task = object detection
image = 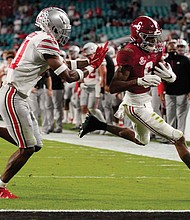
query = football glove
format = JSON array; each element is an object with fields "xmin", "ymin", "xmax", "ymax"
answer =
[
  {"xmin": 137, "ymin": 75, "xmax": 161, "ymax": 88},
  {"xmin": 154, "ymin": 62, "xmax": 176, "ymax": 83},
  {"xmin": 89, "ymin": 41, "xmax": 108, "ymax": 69}
]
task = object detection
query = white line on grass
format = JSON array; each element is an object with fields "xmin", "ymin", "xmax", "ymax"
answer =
[
  {"xmin": 0, "ymin": 210, "xmax": 190, "ymax": 212},
  {"xmin": 15, "ymin": 175, "xmax": 188, "ymax": 179}
]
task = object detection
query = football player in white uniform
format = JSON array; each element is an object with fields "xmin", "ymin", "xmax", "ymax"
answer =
[
  {"xmin": 80, "ymin": 42, "xmax": 106, "ymax": 123},
  {"xmin": 0, "ymin": 7, "xmax": 108, "ymax": 198}
]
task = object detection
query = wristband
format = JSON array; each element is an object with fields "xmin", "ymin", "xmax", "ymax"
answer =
[
  {"xmin": 54, "ymin": 63, "xmax": 68, "ymax": 75},
  {"xmin": 85, "ymin": 65, "xmax": 94, "ymax": 73},
  {"xmin": 76, "ymin": 69, "xmax": 84, "ymax": 80},
  {"xmin": 70, "ymin": 60, "xmax": 77, "ymax": 70}
]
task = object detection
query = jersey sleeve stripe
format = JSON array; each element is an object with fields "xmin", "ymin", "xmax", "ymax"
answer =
[
  {"xmin": 37, "ymin": 44, "xmax": 60, "ymax": 52},
  {"xmin": 41, "ymin": 39, "xmax": 58, "ymax": 46}
]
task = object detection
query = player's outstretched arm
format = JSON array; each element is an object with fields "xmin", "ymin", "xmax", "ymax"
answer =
[{"xmin": 45, "ymin": 42, "xmax": 108, "ymax": 83}]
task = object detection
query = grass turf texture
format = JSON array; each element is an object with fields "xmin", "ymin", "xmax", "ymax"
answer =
[{"xmin": 0, "ymin": 138, "xmax": 190, "ymax": 210}]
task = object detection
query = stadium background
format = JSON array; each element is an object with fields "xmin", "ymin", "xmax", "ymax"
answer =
[{"xmin": 0, "ymin": 0, "xmax": 187, "ymax": 53}]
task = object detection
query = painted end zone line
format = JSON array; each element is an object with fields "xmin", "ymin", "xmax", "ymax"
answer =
[{"xmin": 1, "ymin": 210, "xmax": 190, "ymax": 220}]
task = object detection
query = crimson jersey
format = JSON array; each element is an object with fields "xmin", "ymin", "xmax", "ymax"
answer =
[{"xmin": 116, "ymin": 43, "xmax": 162, "ymax": 94}]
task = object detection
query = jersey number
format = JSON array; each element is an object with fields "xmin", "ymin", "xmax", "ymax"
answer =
[
  {"xmin": 10, "ymin": 33, "xmax": 37, "ymax": 69},
  {"xmin": 144, "ymin": 61, "xmax": 153, "ymax": 76}
]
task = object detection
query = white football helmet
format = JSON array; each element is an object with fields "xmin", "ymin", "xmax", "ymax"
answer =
[
  {"xmin": 60, "ymin": 50, "xmax": 67, "ymax": 59},
  {"xmin": 68, "ymin": 45, "xmax": 80, "ymax": 59},
  {"xmin": 177, "ymin": 39, "xmax": 189, "ymax": 55},
  {"xmin": 83, "ymin": 42, "xmax": 97, "ymax": 56},
  {"xmin": 107, "ymin": 46, "xmax": 116, "ymax": 58},
  {"xmin": 166, "ymin": 39, "xmax": 177, "ymax": 53},
  {"xmin": 35, "ymin": 7, "xmax": 71, "ymax": 46}
]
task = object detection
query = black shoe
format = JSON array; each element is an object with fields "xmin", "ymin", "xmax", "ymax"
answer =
[
  {"xmin": 79, "ymin": 113, "xmax": 107, "ymax": 138},
  {"xmin": 53, "ymin": 129, "xmax": 62, "ymax": 133},
  {"xmin": 48, "ymin": 128, "xmax": 54, "ymax": 133},
  {"xmin": 70, "ymin": 126, "xmax": 80, "ymax": 131},
  {"xmin": 41, "ymin": 130, "xmax": 49, "ymax": 135}
]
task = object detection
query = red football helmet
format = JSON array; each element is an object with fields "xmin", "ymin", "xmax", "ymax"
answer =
[{"xmin": 130, "ymin": 16, "xmax": 162, "ymax": 53}]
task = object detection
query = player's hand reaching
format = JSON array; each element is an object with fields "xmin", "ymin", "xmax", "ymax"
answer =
[
  {"xmin": 89, "ymin": 41, "xmax": 108, "ymax": 69},
  {"xmin": 154, "ymin": 62, "xmax": 176, "ymax": 83},
  {"xmin": 137, "ymin": 75, "xmax": 161, "ymax": 88}
]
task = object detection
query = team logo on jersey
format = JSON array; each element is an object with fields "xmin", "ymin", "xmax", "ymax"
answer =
[{"xmin": 139, "ymin": 57, "xmax": 146, "ymax": 65}]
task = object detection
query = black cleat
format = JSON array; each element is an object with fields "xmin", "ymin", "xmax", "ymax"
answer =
[{"xmin": 79, "ymin": 113, "xmax": 107, "ymax": 138}]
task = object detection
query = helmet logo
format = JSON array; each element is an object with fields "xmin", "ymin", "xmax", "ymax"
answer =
[
  {"xmin": 36, "ymin": 9, "xmax": 50, "ymax": 28},
  {"xmin": 134, "ymin": 21, "xmax": 142, "ymax": 31}
]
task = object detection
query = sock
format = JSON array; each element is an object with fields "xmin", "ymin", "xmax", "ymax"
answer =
[
  {"xmin": 0, "ymin": 179, "xmax": 6, "ymax": 188},
  {"xmin": 81, "ymin": 113, "xmax": 87, "ymax": 123}
]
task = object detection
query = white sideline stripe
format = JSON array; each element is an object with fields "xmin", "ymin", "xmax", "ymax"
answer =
[
  {"xmin": 0, "ymin": 210, "xmax": 190, "ymax": 212},
  {"xmin": 15, "ymin": 175, "xmax": 188, "ymax": 179}
]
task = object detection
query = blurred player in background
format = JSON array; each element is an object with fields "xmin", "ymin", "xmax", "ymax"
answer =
[
  {"xmin": 63, "ymin": 45, "xmax": 81, "ymax": 127},
  {"xmin": 176, "ymin": 38, "xmax": 189, "ymax": 57},
  {"xmin": 0, "ymin": 51, "xmax": 15, "ymax": 87},
  {"xmin": 0, "ymin": 7, "xmax": 108, "ymax": 198},
  {"xmin": 28, "ymin": 72, "xmax": 52, "ymax": 134},
  {"xmin": 80, "ymin": 42, "xmax": 106, "ymax": 123}
]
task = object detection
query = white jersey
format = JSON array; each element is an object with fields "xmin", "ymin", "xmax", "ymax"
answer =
[
  {"xmin": 83, "ymin": 59, "xmax": 106, "ymax": 85},
  {"xmin": 4, "ymin": 31, "xmax": 62, "ymax": 96}
]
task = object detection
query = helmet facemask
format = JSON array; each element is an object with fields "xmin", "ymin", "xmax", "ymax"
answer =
[
  {"xmin": 53, "ymin": 24, "xmax": 71, "ymax": 46},
  {"xmin": 139, "ymin": 33, "xmax": 162, "ymax": 53}
]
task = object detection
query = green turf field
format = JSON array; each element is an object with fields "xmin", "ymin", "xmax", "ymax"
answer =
[{"xmin": 0, "ymin": 138, "xmax": 190, "ymax": 210}]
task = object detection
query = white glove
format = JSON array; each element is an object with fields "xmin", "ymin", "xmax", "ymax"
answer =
[
  {"xmin": 154, "ymin": 62, "xmax": 176, "ymax": 83},
  {"xmin": 137, "ymin": 75, "xmax": 161, "ymax": 88},
  {"xmin": 80, "ymin": 83, "xmax": 88, "ymax": 89}
]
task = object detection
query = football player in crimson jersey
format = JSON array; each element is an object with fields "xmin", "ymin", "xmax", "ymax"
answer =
[
  {"xmin": 79, "ymin": 15, "xmax": 190, "ymax": 171},
  {"xmin": 0, "ymin": 7, "xmax": 108, "ymax": 198}
]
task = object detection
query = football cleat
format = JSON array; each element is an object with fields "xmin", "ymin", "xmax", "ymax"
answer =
[
  {"xmin": 79, "ymin": 113, "xmax": 107, "ymax": 138},
  {"xmin": 0, "ymin": 187, "xmax": 18, "ymax": 199}
]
